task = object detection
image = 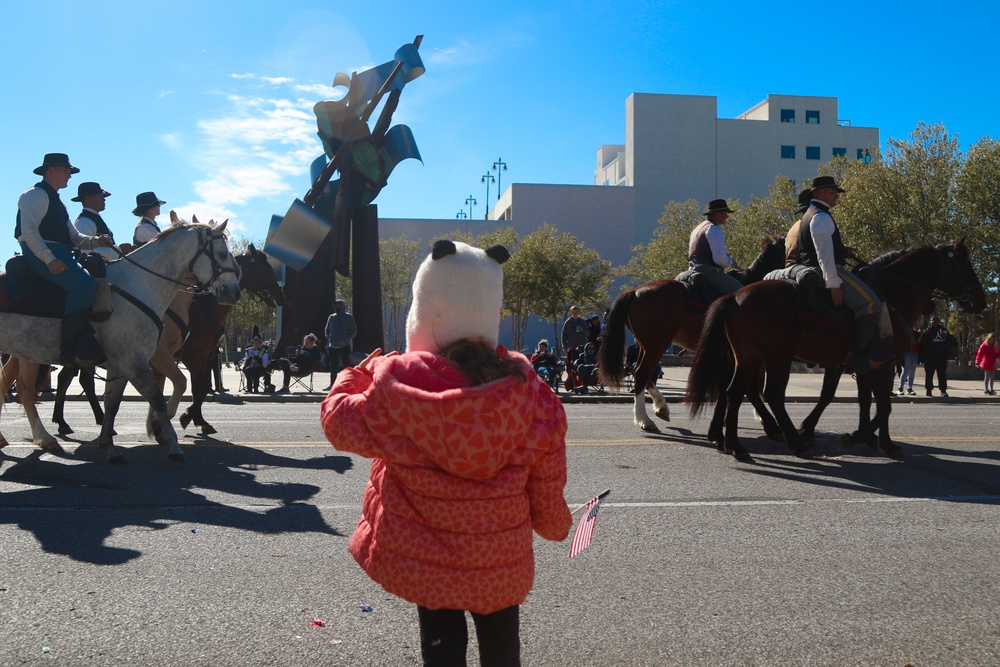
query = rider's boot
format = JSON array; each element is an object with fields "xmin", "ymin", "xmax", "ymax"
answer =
[
  {"xmin": 59, "ymin": 309, "xmax": 105, "ymax": 365},
  {"xmin": 851, "ymin": 313, "xmax": 894, "ymax": 375}
]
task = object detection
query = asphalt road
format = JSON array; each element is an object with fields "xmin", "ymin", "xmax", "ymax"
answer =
[{"xmin": 1, "ymin": 399, "xmax": 999, "ymax": 666}]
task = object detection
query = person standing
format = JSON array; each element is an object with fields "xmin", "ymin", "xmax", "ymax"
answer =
[
  {"xmin": 323, "ymin": 299, "xmax": 357, "ymax": 391},
  {"xmin": 796, "ymin": 176, "xmax": 892, "ymax": 375},
  {"xmin": 321, "ymin": 240, "xmax": 571, "ymax": 666},
  {"xmin": 920, "ymin": 316, "xmax": 955, "ymax": 397},
  {"xmin": 897, "ymin": 329, "xmax": 919, "ymax": 396},
  {"xmin": 687, "ymin": 198, "xmax": 743, "ymax": 295},
  {"xmin": 561, "ymin": 306, "xmax": 589, "ymax": 356},
  {"xmin": 131, "ymin": 191, "xmax": 166, "ymax": 247},
  {"xmin": 975, "ymin": 333, "xmax": 998, "ymax": 395},
  {"xmin": 15, "ymin": 153, "xmax": 113, "ymax": 364}
]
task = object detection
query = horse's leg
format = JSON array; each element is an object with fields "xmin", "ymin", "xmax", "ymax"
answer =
[
  {"xmin": 187, "ymin": 361, "xmax": 216, "ymax": 435},
  {"xmin": 648, "ymin": 384, "xmax": 670, "ymax": 423},
  {"xmin": 147, "ymin": 346, "xmax": 186, "ymax": 438},
  {"xmin": 722, "ymin": 363, "xmax": 752, "ymax": 462},
  {"xmin": 841, "ymin": 373, "xmax": 875, "ymax": 450},
  {"xmin": 759, "ymin": 361, "xmax": 810, "ymax": 458},
  {"xmin": 0, "ymin": 357, "xmax": 19, "ymax": 448},
  {"xmin": 130, "ymin": 364, "xmax": 184, "ymax": 463},
  {"xmin": 869, "ymin": 366, "xmax": 902, "ymax": 459},
  {"xmin": 800, "ymin": 366, "xmax": 843, "ymax": 443},
  {"xmin": 79, "ymin": 366, "xmax": 104, "ymax": 425},
  {"xmin": 52, "ymin": 365, "xmax": 78, "ymax": 435},
  {"xmin": 745, "ymin": 366, "xmax": 783, "ymax": 442},
  {"xmin": 17, "ymin": 361, "xmax": 61, "ymax": 451},
  {"xmin": 98, "ymin": 373, "xmax": 128, "ymax": 464},
  {"xmin": 632, "ymin": 351, "xmax": 662, "ymax": 432}
]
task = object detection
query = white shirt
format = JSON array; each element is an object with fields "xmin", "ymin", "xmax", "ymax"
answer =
[
  {"xmin": 133, "ymin": 217, "xmax": 161, "ymax": 245},
  {"xmin": 17, "ymin": 185, "xmax": 99, "ymax": 265},
  {"xmin": 808, "ymin": 201, "xmax": 842, "ymax": 288},
  {"xmin": 75, "ymin": 209, "xmax": 120, "ymax": 261}
]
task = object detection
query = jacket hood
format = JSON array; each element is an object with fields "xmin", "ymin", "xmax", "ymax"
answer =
[{"xmin": 363, "ymin": 350, "xmax": 562, "ymax": 480}]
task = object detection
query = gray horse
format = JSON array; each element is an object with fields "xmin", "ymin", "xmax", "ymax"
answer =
[{"xmin": 0, "ymin": 216, "xmax": 240, "ymax": 464}]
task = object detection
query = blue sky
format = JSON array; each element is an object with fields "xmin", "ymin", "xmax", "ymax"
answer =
[{"xmin": 2, "ymin": 0, "xmax": 994, "ymax": 261}]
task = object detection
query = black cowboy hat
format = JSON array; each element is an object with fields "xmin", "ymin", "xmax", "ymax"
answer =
[
  {"xmin": 132, "ymin": 191, "xmax": 166, "ymax": 216},
  {"xmin": 71, "ymin": 181, "xmax": 111, "ymax": 202},
  {"xmin": 33, "ymin": 153, "xmax": 80, "ymax": 176},
  {"xmin": 795, "ymin": 188, "xmax": 813, "ymax": 214},
  {"xmin": 811, "ymin": 175, "xmax": 845, "ymax": 193},
  {"xmin": 703, "ymin": 198, "xmax": 734, "ymax": 216}
]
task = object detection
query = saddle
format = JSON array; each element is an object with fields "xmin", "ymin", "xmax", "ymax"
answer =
[
  {"xmin": 675, "ymin": 269, "xmax": 725, "ymax": 313},
  {"xmin": 0, "ymin": 253, "xmax": 111, "ymax": 319}
]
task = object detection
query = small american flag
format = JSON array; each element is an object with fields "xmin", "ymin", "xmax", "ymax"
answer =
[{"xmin": 569, "ymin": 489, "xmax": 610, "ymax": 558}]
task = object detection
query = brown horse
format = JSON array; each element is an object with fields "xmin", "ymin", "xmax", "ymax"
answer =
[
  {"xmin": 599, "ymin": 235, "xmax": 786, "ymax": 435},
  {"xmin": 178, "ymin": 244, "xmax": 284, "ymax": 435},
  {"xmin": 686, "ymin": 238, "xmax": 986, "ymax": 462}
]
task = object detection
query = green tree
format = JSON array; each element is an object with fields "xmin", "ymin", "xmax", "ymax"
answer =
[
  {"xmin": 517, "ymin": 224, "xmax": 612, "ymax": 355},
  {"xmin": 727, "ymin": 175, "xmax": 800, "ymax": 259},
  {"xmin": 619, "ymin": 200, "xmax": 701, "ymax": 286},
  {"xmin": 379, "ymin": 235, "xmax": 423, "ymax": 352}
]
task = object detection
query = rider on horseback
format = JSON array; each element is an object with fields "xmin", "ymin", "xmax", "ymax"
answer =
[
  {"xmin": 15, "ymin": 153, "xmax": 114, "ymax": 365},
  {"xmin": 687, "ymin": 199, "xmax": 742, "ymax": 295},
  {"xmin": 795, "ymin": 176, "xmax": 893, "ymax": 375}
]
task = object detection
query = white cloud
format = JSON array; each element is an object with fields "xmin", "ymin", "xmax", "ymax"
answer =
[{"xmin": 159, "ymin": 90, "xmax": 176, "ymax": 99}]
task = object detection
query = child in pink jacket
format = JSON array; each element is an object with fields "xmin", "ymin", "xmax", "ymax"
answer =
[
  {"xmin": 975, "ymin": 333, "xmax": 998, "ymax": 395},
  {"xmin": 321, "ymin": 240, "xmax": 572, "ymax": 666}
]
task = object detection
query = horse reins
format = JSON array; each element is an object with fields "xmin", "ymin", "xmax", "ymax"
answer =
[{"xmin": 108, "ymin": 227, "xmax": 238, "ymax": 295}]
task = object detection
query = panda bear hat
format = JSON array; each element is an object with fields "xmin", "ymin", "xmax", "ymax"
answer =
[{"xmin": 405, "ymin": 239, "xmax": 510, "ymax": 354}]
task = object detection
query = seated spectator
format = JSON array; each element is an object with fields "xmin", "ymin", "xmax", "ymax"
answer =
[
  {"xmin": 241, "ymin": 335, "xmax": 270, "ymax": 393},
  {"xmin": 529, "ymin": 339, "xmax": 560, "ymax": 383},
  {"xmin": 587, "ymin": 315, "xmax": 603, "ymax": 349},
  {"xmin": 270, "ymin": 333, "xmax": 323, "ymax": 394},
  {"xmin": 574, "ymin": 341, "xmax": 600, "ymax": 393}
]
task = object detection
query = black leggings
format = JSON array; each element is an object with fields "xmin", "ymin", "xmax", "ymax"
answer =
[{"xmin": 417, "ymin": 605, "xmax": 520, "ymax": 667}]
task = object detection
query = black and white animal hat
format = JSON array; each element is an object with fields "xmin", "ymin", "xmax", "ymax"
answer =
[{"xmin": 405, "ymin": 239, "xmax": 510, "ymax": 353}]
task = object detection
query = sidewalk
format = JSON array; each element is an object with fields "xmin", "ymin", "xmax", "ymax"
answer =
[{"xmin": 39, "ymin": 363, "xmax": 1000, "ymax": 405}]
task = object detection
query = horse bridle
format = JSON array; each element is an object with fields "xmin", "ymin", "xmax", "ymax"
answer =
[
  {"xmin": 112, "ymin": 227, "xmax": 237, "ymax": 294},
  {"xmin": 932, "ymin": 247, "xmax": 977, "ymax": 308}
]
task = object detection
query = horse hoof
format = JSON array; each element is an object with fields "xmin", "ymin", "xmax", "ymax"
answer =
[
  {"xmin": 95, "ymin": 414, "xmax": 104, "ymax": 426},
  {"xmin": 0, "ymin": 438, "xmax": 8, "ymax": 449},
  {"xmin": 879, "ymin": 443, "xmax": 904, "ymax": 460},
  {"xmin": 839, "ymin": 433, "xmax": 854, "ymax": 450},
  {"xmin": 639, "ymin": 422, "xmax": 661, "ymax": 433},
  {"xmin": 792, "ymin": 448, "xmax": 813, "ymax": 460},
  {"xmin": 200, "ymin": 424, "xmax": 217, "ymax": 436},
  {"xmin": 108, "ymin": 454, "xmax": 127, "ymax": 465},
  {"xmin": 168, "ymin": 453, "xmax": 185, "ymax": 465},
  {"xmin": 40, "ymin": 441, "xmax": 64, "ymax": 453},
  {"xmin": 179, "ymin": 413, "xmax": 191, "ymax": 429},
  {"xmin": 766, "ymin": 431, "xmax": 786, "ymax": 443},
  {"xmin": 654, "ymin": 408, "xmax": 670, "ymax": 422},
  {"xmin": 733, "ymin": 449, "xmax": 754, "ymax": 463}
]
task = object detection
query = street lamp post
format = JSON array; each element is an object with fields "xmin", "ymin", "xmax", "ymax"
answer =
[
  {"xmin": 465, "ymin": 195, "xmax": 477, "ymax": 221},
  {"xmin": 481, "ymin": 172, "xmax": 495, "ymax": 218},
  {"xmin": 456, "ymin": 210, "xmax": 467, "ymax": 219},
  {"xmin": 491, "ymin": 158, "xmax": 508, "ymax": 201}
]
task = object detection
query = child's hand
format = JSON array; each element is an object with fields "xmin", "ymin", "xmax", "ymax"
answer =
[{"xmin": 359, "ymin": 348, "xmax": 382, "ymax": 371}]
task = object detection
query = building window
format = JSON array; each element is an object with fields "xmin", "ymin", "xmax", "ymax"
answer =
[
  {"xmin": 857, "ymin": 148, "xmax": 873, "ymax": 162},
  {"xmin": 806, "ymin": 110, "xmax": 820, "ymax": 124},
  {"xmin": 806, "ymin": 146, "xmax": 821, "ymax": 160},
  {"xmin": 781, "ymin": 145, "xmax": 796, "ymax": 159},
  {"xmin": 780, "ymin": 109, "xmax": 795, "ymax": 123},
  {"xmin": 832, "ymin": 147, "xmax": 847, "ymax": 157}
]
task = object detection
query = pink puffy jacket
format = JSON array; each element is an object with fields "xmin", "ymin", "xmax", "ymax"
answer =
[
  {"xmin": 320, "ymin": 349, "xmax": 572, "ymax": 614},
  {"xmin": 976, "ymin": 340, "xmax": 999, "ymax": 371}
]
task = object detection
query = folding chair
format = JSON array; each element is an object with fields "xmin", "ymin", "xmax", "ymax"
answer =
[{"xmin": 288, "ymin": 360, "xmax": 324, "ymax": 393}]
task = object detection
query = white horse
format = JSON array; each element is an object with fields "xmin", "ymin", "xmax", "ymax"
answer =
[{"xmin": 0, "ymin": 216, "xmax": 240, "ymax": 464}]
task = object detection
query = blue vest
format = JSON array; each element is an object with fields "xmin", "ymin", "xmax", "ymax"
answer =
[
  {"xmin": 798, "ymin": 202, "xmax": 846, "ymax": 268},
  {"xmin": 15, "ymin": 181, "xmax": 73, "ymax": 248}
]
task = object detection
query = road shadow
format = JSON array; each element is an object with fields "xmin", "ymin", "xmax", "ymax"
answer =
[
  {"xmin": 0, "ymin": 443, "xmax": 353, "ymax": 565},
  {"xmin": 728, "ymin": 430, "xmax": 1000, "ymax": 503}
]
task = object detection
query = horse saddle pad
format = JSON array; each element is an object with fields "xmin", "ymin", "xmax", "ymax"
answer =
[
  {"xmin": 0, "ymin": 256, "xmax": 67, "ymax": 318},
  {"xmin": 675, "ymin": 270, "xmax": 723, "ymax": 313},
  {"xmin": 783, "ymin": 278, "xmax": 851, "ymax": 335}
]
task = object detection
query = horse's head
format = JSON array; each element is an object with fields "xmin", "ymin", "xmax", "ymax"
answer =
[
  {"xmin": 236, "ymin": 244, "xmax": 285, "ymax": 309},
  {"xmin": 743, "ymin": 234, "xmax": 786, "ymax": 283},
  {"xmin": 936, "ymin": 237, "xmax": 987, "ymax": 314},
  {"xmin": 168, "ymin": 212, "xmax": 242, "ymax": 306}
]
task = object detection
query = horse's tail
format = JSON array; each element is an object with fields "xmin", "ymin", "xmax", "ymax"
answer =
[
  {"xmin": 686, "ymin": 294, "xmax": 736, "ymax": 417},
  {"xmin": 598, "ymin": 289, "xmax": 634, "ymax": 388}
]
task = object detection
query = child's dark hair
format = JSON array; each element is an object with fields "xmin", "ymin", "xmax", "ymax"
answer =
[{"xmin": 439, "ymin": 338, "xmax": 528, "ymax": 387}]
